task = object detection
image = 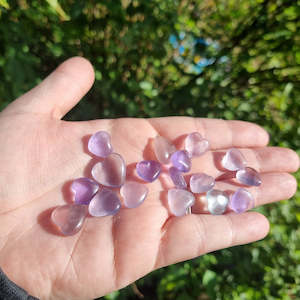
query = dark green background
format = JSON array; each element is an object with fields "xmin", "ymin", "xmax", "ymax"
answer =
[{"xmin": 0, "ymin": 0, "xmax": 299, "ymax": 299}]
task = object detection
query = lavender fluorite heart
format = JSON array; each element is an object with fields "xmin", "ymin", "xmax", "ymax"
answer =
[
  {"xmin": 171, "ymin": 150, "xmax": 191, "ymax": 172},
  {"xmin": 230, "ymin": 188, "xmax": 254, "ymax": 213},
  {"xmin": 168, "ymin": 189, "xmax": 195, "ymax": 216},
  {"xmin": 236, "ymin": 167, "xmax": 261, "ymax": 186},
  {"xmin": 51, "ymin": 204, "xmax": 88, "ymax": 236},
  {"xmin": 185, "ymin": 132, "xmax": 209, "ymax": 157},
  {"xmin": 136, "ymin": 160, "xmax": 161, "ymax": 182},
  {"xmin": 71, "ymin": 177, "xmax": 99, "ymax": 205},
  {"xmin": 169, "ymin": 167, "xmax": 187, "ymax": 189},
  {"xmin": 92, "ymin": 153, "xmax": 126, "ymax": 187},
  {"xmin": 190, "ymin": 173, "xmax": 215, "ymax": 193},
  {"xmin": 120, "ymin": 181, "xmax": 148, "ymax": 208},
  {"xmin": 206, "ymin": 189, "xmax": 229, "ymax": 215},
  {"xmin": 154, "ymin": 136, "xmax": 176, "ymax": 164},
  {"xmin": 89, "ymin": 188, "xmax": 121, "ymax": 217},
  {"xmin": 222, "ymin": 148, "xmax": 247, "ymax": 171},
  {"xmin": 88, "ymin": 131, "xmax": 113, "ymax": 157}
]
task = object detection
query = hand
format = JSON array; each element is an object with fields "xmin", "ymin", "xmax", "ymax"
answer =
[{"xmin": 0, "ymin": 57, "xmax": 298, "ymax": 300}]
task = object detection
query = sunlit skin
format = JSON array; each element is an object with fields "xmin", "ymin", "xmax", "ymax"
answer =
[{"xmin": 0, "ymin": 57, "xmax": 298, "ymax": 300}]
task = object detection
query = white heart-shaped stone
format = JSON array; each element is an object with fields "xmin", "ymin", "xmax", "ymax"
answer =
[
  {"xmin": 92, "ymin": 153, "xmax": 126, "ymax": 187},
  {"xmin": 206, "ymin": 189, "xmax": 229, "ymax": 215},
  {"xmin": 168, "ymin": 189, "xmax": 195, "ymax": 216},
  {"xmin": 222, "ymin": 148, "xmax": 247, "ymax": 171},
  {"xmin": 120, "ymin": 181, "xmax": 148, "ymax": 208},
  {"xmin": 154, "ymin": 136, "xmax": 176, "ymax": 164},
  {"xmin": 185, "ymin": 132, "xmax": 209, "ymax": 157}
]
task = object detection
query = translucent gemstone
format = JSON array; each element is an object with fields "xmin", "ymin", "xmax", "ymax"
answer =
[
  {"xmin": 51, "ymin": 204, "xmax": 87, "ymax": 236},
  {"xmin": 171, "ymin": 150, "xmax": 191, "ymax": 172},
  {"xmin": 120, "ymin": 181, "xmax": 148, "ymax": 208},
  {"xmin": 71, "ymin": 178, "xmax": 99, "ymax": 205},
  {"xmin": 136, "ymin": 160, "xmax": 161, "ymax": 182},
  {"xmin": 88, "ymin": 188, "xmax": 121, "ymax": 217},
  {"xmin": 236, "ymin": 167, "xmax": 262, "ymax": 186},
  {"xmin": 185, "ymin": 132, "xmax": 209, "ymax": 157},
  {"xmin": 88, "ymin": 131, "xmax": 113, "ymax": 157},
  {"xmin": 168, "ymin": 189, "xmax": 195, "ymax": 217},
  {"xmin": 154, "ymin": 136, "xmax": 176, "ymax": 164},
  {"xmin": 206, "ymin": 189, "xmax": 229, "ymax": 215},
  {"xmin": 230, "ymin": 188, "xmax": 254, "ymax": 213},
  {"xmin": 92, "ymin": 153, "xmax": 126, "ymax": 187},
  {"xmin": 222, "ymin": 148, "xmax": 247, "ymax": 171},
  {"xmin": 169, "ymin": 166, "xmax": 187, "ymax": 189},
  {"xmin": 190, "ymin": 173, "xmax": 215, "ymax": 193}
]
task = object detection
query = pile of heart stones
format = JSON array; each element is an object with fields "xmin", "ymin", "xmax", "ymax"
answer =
[{"xmin": 51, "ymin": 131, "xmax": 261, "ymax": 236}]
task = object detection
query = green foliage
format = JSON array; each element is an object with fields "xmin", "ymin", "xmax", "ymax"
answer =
[{"xmin": 0, "ymin": 0, "xmax": 299, "ymax": 299}]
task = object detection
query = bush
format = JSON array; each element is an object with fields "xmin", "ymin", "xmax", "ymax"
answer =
[{"xmin": 0, "ymin": 1, "xmax": 299, "ymax": 299}]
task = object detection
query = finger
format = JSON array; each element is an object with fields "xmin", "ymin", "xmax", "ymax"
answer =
[
  {"xmin": 155, "ymin": 212, "xmax": 269, "ymax": 268},
  {"xmin": 189, "ymin": 147, "xmax": 300, "ymax": 178},
  {"xmin": 220, "ymin": 172, "xmax": 297, "ymax": 207},
  {"xmin": 4, "ymin": 57, "xmax": 95, "ymax": 119},
  {"xmin": 148, "ymin": 117, "xmax": 269, "ymax": 149},
  {"xmin": 191, "ymin": 172, "xmax": 297, "ymax": 213}
]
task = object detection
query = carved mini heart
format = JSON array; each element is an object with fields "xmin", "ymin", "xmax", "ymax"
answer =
[
  {"xmin": 92, "ymin": 153, "xmax": 126, "ymax": 187},
  {"xmin": 89, "ymin": 188, "xmax": 121, "ymax": 217},
  {"xmin": 120, "ymin": 181, "xmax": 148, "ymax": 208},
  {"xmin": 51, "ymin": 204, "xmax": 87, "ymax": 236},
  {"xmin": 185, "ymin": 132, "xmax": 209, "ymax": 157},
  {"xmin": 168, "ymin": 189, "xmax": 195, "ymax": 216}
]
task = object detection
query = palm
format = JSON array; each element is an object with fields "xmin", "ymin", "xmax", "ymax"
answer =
[{"xmin": 0, "ymin": 58, "xmax": 298, "ymax": 300}]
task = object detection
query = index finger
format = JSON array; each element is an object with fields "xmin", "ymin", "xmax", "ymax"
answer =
[{"xmin": 148, "ymin": 117, "xmax": 269, "ymax": 150}]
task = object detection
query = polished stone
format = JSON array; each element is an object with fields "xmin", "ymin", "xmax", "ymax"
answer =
[
  {"xmin": 120, "ymin": 181, "xmax": 148, "ymax": 208},
  {"xmin": 236, "ymin": 167, "xmax": 262, "ymax": 186},
  {"xmin": 185, "ymin": 132, "xmax": 209, "ymax": 157},
  {"xmin": 222, "ymin": 148, "xmax": 247, "ymax": 171},
  {"xmin": 71, "ymin": 177, "xmax": 99, "ymax": 205},
  {"xmin": 51, "ymin": 204, "xmax": 88, "ymax": 236},
  {"xmin": 169, "ymin": 166, "xmax": 187, "ymax": 189},
  {"xmin": 230, "ymin": 188, "xmax": 254, "ymax": 213},
  {"xmin": 171, "ymin": 150, "xmax": 191, "ymax": 172},
  {"xmin": 88, "ymin": 131, "xmax": 113, "ymax": 157},
  {"xmin": 136, "ymin": 160, "xmax": 161, "ymax": 182},
  {"xmin": 168, "ymin": 189, "xmax": 195, "ymax": 216},
  {"xmin": 89, "ymin": 188, "xmax": 121, "ymax": 217},
  {"xmin": 206, "ymin": 189, "xmax": 229, "ymax": 215},
  {"xmin": 92, "ymin": 153, "xmax": 126, "ymax": 187},
  {"xmin": 190, "ymin": 173, "xmax": 215, "ymax": 193},
  {"xmin": 154, "ymin": 136, "xmax": 176, "ymax": 164}
]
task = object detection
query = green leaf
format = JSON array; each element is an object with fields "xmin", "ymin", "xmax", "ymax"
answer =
[
  {"xmin": 0, "ymin": 0, "xmax": 9, "ymax": 9},
  {"xmin": 45, "ymin": 0, "xmax": 70, "ymax": 21}
]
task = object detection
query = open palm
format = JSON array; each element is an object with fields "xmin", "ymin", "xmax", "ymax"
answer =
[{"xmin": 0, "ymin": 58, "xmax": 298, "ymax": 300}]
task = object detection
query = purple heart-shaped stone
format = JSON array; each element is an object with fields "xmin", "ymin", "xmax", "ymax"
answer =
[
  {"xmin": 51, "ymin": 204, "xmax": 88, "ymax": 236},
  {"xmin": 92, "ymin": 153, "xmax": 126, "ymax": 187},
  {"xmin": 136, "ymin": 160, "xmax": 161, "ymax": 182},
  {"xmin": 236, "ymin": 167, "xmax": 261, "ymax": 186},
  {"xmin": 168, "ymin": 189, "xmax": 195, "ymax": 216},
  {"xmin": 89, "ymin": 188, "xmax": 121, "ymax": 217},
  {"xmin": 71, "ymin": 177, "xmax": 99, "ymax": 205},
  {"xmin": 88, "ymin": 131, "xmax": 113, "ymax": 157},
  {"xmin": 171, "ymin": 150, "xmax": 191, "ymax": 172},
  {"xmin": 169, "ymin": 167, "xmax": 187, "ymax": 189},
  {"xmin": 229, "ymin": 188, "xmax": 254, "ymax": 213}
]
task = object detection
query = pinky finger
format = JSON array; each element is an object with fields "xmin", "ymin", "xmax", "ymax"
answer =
[{"xmin": 154, "ymin": 212, "xmax": 269, "ymax": 268}]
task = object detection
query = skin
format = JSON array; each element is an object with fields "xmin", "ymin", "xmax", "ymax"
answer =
[{"xmin": 0, "ymin": 57, "xmax": 299, "ymax": 300}]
